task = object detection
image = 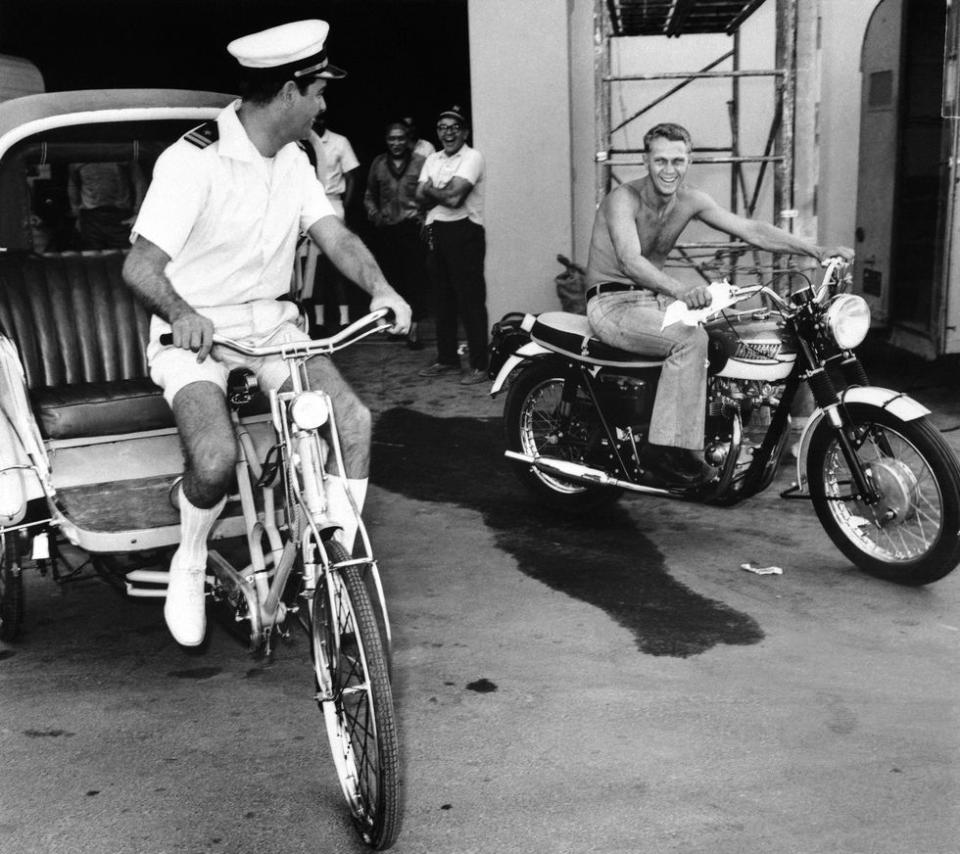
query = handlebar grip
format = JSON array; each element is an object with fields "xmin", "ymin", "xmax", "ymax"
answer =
[{"xmin": 159, "ymin": 333, "xmax": 173, "ymax": 346}]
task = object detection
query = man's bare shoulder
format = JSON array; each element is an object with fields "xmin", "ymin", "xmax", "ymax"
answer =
[{"xmin": 676, "ymin": 183, "xmax": 719, "ymax": 213}]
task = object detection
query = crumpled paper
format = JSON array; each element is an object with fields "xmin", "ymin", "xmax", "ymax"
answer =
[
  {"xmin": 661, "ymin": 280, "xmax": 739, "ymax": 329},
  {"xmin": 740, "ymin": 562, "xmax": 784, "ymax": 576}
]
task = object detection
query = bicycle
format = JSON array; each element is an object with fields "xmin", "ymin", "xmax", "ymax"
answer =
[{"xmin": 154, "ymin": 309, "xmax": 403, "ymax": 849}]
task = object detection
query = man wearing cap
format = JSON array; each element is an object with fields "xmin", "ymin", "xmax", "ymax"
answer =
[
  {"xmin": 122, "ymin": 20, "xmax": 411, "ymax": 647},
  {"xmin": 415, "ymin": 106, "xmax": 488, "ymax": 385}
]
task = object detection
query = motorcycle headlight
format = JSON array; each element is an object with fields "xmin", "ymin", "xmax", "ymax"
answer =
[
  {"xmin": 289, "ymin": 391, "xmax": 329, "ymax": 430},
  {"xmin": 825, "ymin": 294, "xmax": 871, "ymax": 349}
]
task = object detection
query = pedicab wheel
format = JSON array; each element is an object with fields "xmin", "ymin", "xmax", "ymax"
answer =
[
  {"xmin": 0, "ymin": 532, "xmax": 25, "ymax": 642},
  {"xmin": 310, "ymin": 541, "xmax": 401, "ymax": 850}
]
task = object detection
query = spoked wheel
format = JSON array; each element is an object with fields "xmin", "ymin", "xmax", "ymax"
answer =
[
  {"xmin": 310, "ymin": 540, "xmax": 401, "ymax": 850},
  {"xmin": 808, "ymin": 404, "xmax": 960, "ymax": 585},
  {"xmin": 504, "ymin": 360, "xmax": 621, "ymax": 514},
  {"xmin": 0, "ymin": 531, "xmax": 25, "ymax": 642}
]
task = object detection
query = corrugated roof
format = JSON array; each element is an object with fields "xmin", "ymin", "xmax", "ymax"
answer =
[{"xmin": 607, "ymin": 0, "xmax": 769, "ymax": 37}]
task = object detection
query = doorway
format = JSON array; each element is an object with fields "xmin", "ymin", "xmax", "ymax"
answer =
[{"xmin": 856, "ymin": 0, "xmax": 947, "ymax": 352}]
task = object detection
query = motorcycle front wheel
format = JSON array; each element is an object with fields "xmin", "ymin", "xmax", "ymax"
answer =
[
  {"xmin": 807, "ymin": 403, "xmax": 960, "ymax": 585},
  {"xmin": 504, "ymin": 359, "xmax": 622, "ymax": 514}
]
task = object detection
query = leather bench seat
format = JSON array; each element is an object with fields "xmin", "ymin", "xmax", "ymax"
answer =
[
  {"xmin": 31, "ymin": 378, "xmax": 174, "ymax": 440},
  {"xmin": 529, "ymin": 311, "xmax": 664, "ymax": 368},
  {"xmin": 0, "ymin": 250, "xmax": 268, "ymax": 441}
]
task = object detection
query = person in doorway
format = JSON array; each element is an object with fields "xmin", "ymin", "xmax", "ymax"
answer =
[
  {"xmin": 364, "ymin": 120, "xmax": 428, "ymax": 349},
  {"xmin": 307, "ymin": 113, "xmax": 360, "ymax": 332},
  {"xmin": 401, "ymin": 116, "xmax": 435, "ymax": 159},
  {"xmin": 68, "ymin": 160, "xmax": 145, "ymax": 249},
  {"xmin": 586, "ymin": 121, "xmax": 853, "ymax": 486},
  {"xmin": 122, "ymin": 19, "xmax": 410, "ymax": 647},
  {"xmin": 415, "ymin": 105, "xmax": 488, "ymax": 385}
]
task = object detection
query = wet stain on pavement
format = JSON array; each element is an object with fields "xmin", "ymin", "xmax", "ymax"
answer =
[
  {"xmin": 372, "ymin": 408, "xmax": 762, "ymax": 658},
  {"xmin": 466, "ymin": 678, "xmax": 498, "ymax": 693},
  {"xmin": 23, "ymin": 729, "xmax": 74, "ymax": 738},
  {"xmin": 167, "ymin": 667, "xmax": 222, "ymax": 680}
]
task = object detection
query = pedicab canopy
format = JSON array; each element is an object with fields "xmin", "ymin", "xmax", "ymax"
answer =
[{"xmin": 0, "ymin": 89, "xmax": 233, "ymax": 252}]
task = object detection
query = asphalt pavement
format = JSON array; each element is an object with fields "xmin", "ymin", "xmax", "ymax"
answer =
[{"xmin": 1, "ymin": 323, "xmax": 958, "ymax": 854}]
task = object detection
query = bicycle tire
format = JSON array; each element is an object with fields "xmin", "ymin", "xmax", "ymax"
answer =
[{"xmin": 311, "ymin": 540, "xmax": 401, "ymax": 850}]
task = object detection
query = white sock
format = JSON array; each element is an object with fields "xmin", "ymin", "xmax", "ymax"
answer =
[
  {"xmin": 339, "ymin": 304, "xmax": 350, "ymax": 325},
  {"xmin": 316, "ymin": 305, "xmax": 325, "ymax": 326},
  {"xmin": 326, "ymin": 476, "xmax": 368, "ymax": 552},
  {"xmin": 174, "ymin": 488, "xmax": 227, "ymax": 570}
]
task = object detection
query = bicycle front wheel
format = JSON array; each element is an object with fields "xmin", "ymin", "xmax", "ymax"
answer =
[{"xmin": 311, "ymin": 541, "xmax": 401, "ymax": 850}]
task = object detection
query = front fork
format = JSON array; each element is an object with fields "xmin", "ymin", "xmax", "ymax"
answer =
[{"xmin": 798, "ymin": 342, "xmax": 882, "ymax": 505}]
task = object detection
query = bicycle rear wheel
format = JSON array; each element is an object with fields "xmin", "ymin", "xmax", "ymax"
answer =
[{"xmin": 310, "ymin": 540, "xmax": 401, "ymax": 850}]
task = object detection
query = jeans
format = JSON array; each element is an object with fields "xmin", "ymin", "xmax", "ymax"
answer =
[{"xmin": 587, "ymin": 289, "xmax": 708, "ymax": 450}]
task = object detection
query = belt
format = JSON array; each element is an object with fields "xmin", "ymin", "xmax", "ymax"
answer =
[{"xmin": 585, "ymin": 283, "xmax": 646, "ymax": 301}]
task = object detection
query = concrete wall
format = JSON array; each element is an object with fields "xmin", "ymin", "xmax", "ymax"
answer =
[{"xmin": 467, "ymin": 0, "xmax": 574, "ymax": 321}]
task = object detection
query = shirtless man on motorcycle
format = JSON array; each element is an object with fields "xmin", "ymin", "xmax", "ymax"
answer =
[{"xmin": 585, "ymin": 121, "xmax": 854, "ymax": 487}]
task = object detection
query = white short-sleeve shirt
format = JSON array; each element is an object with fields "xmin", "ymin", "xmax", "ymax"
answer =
[
  {"xmin": 418, "ymin": 144, "xmax": 484, "ymax": 226},
  {"xmin": 132, "ymin": 101, "xmax": 335, "ymax": 339}
]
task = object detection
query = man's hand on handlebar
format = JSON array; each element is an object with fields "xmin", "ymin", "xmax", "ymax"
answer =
[
  {"xmin": 819, "ymin": 246, "xmax": 855, "ymax": 264},
  {"xmin": 168, "ymin": 309, "xmax": 215, "ymax": 363},
  {"xmin": 369, "ymin": 291, "xmax": 412, "ymax": 336},
  {"xmin": 680, "ymin": 283, "xmax": 713, "ymax": 310}
]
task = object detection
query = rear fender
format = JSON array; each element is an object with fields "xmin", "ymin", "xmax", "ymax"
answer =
[
  {"xmin": 490, "ymin": 342, "xmax": 553, "ymax": 395},
  {"xmin": 793, "ymin": 386, "xmax": 930, "ymax": 491}
]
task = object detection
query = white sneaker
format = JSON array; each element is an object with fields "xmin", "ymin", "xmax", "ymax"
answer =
[{"xmin": 164, "ymin": 555, "xmax": 207, "ymax": 647}]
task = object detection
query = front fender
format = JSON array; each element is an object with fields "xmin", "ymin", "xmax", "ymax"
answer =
[
  {"xmin": 490, "ymin": 342, "xmax": 554, "ymax": 396},
  {"xmin": 793, "ymin": 386, "xmax": 931, "ymax": 492}
]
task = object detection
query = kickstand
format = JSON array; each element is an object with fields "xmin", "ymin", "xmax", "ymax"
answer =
[{"xmin": 780, "ymin": 482, "xmax": 810, "ymax": 500}]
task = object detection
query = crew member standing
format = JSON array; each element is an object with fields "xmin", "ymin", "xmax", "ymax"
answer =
[{"xmin": 415, "ymin": 105, "xmax": 488, "ymax": 385}]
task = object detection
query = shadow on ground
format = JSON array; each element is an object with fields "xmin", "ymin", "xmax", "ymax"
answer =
[{"xmin": 372, "ymin": 407, "xmax": 763, "ymax": 658}]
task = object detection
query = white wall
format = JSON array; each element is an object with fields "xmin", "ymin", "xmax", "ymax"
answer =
[{"xmin": 468, "ymin": 0, "xmax": 574, "ymax": 321}]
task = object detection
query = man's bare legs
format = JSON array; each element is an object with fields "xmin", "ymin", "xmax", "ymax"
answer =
[
  {"xmin": 164, "ymin": 381, "xmax": 236, "ymax": 646},
  {"xmin": 299, "ymin": 356, "xmax": 372, "ymax": 552}
]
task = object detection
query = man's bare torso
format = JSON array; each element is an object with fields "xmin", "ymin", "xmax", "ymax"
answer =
[{"xmin": 586, "ymin": 176, "xmax": 707, "ymax": 286}]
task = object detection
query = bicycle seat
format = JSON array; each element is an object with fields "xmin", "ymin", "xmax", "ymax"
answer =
[{"xmin": 528, "ymin": 312, "xmax": 664, "ymax": 368}]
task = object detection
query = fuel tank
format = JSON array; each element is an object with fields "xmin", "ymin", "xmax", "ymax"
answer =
[{"xmin": 706, "ymin": 315, "xmax": 798, "ymax": 381}]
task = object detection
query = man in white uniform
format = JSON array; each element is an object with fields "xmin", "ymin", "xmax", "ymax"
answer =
[
  {"xmin": 122, "ymin": 20, "xmax": 410, "ymax": 647},
  {"xmin": 307, "ymin": 115, "xmax": 360, "ymax": 330}
]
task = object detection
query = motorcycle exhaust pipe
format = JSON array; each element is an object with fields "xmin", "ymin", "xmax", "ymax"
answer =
[{"xmin": 504, "ymin": 451, "xmax": 674, "ymax": 497}]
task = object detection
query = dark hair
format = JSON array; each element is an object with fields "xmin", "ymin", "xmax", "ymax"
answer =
[
  {"xmin": 643, "ymin": 122, "xmax": 693, "ymax": 153},
  {"xmin": 386, "ymin": 121, "xmax": 410, "ymax": 137},
  {"xmin": 238, "ymin": 69, "xmax": 317, "ymax": 105}
]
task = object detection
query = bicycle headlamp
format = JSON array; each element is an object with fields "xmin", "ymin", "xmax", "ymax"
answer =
[
  {"xmin": 290, "ymin": 391, "xmax": 329, "ymax": 430},
  {"xmin": 825, "ymin": 294, "xmax": 871, "ymax": 349}
]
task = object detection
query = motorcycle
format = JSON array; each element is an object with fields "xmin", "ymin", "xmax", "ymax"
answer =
[{"xmin": 487, "ymin": 258, "xmax": 960, "ymax": 586}]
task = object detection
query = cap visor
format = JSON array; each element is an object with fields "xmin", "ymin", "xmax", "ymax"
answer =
[{"xmin": 318, "ymin": 63, "xmax": 347, "ymax": 80}]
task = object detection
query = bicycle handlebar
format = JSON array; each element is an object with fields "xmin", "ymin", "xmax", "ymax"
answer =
[{"xmin": 158, "ymin": 308, "xmax": 395, "ymax": 357}]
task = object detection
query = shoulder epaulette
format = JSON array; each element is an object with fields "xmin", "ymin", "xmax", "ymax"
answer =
[
  {"xmin": 297, "ymin": 139, "xmax": 318, "ymax": 170},
  {"xmin": 183, "ymin": 121, "xmax": 219, "ymax": 149}
]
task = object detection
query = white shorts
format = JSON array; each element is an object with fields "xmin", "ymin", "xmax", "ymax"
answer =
[{"xmin": 148, "ymin": 315, "xmax": 314, "ymax": 407}]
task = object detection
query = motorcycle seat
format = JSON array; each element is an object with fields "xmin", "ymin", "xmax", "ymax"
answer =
[{"xmin": 529, "ymin": 312, "xmax": 664, "ymax": 368}]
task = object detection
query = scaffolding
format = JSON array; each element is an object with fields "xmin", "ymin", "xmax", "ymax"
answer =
[{"xmin": 594, "ymin": 0, "xmax": 799, "ymax": 284}]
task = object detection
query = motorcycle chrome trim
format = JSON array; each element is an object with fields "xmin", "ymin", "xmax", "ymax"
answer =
[
  {"xmin": 792, "ymin": 387, "xmax": 931, "ymax": 492},
  {"xmin": 490, "ymin": 343, "xmax": 551, "ymax": 395},
  {"xmin": 504, "ymin": 450, "xmax": 676, "ymax": 497}
]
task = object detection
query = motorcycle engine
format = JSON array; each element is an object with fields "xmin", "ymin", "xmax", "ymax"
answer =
[{"xmin": 705, "ymin": 377, "xmax": 784, "ymax": 468}]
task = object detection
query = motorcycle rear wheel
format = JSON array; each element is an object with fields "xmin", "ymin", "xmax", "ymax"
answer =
[
  {"xmin": 807, "ymin": 404, "xmax": 960, "ymax": 585},
  {"xmin": 504, "ymin": 360, "xmax": 622, "ymax": 514},
  {"xmin": 0, "ymin": 532, "xmax": 24, "ymax": 642}
]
